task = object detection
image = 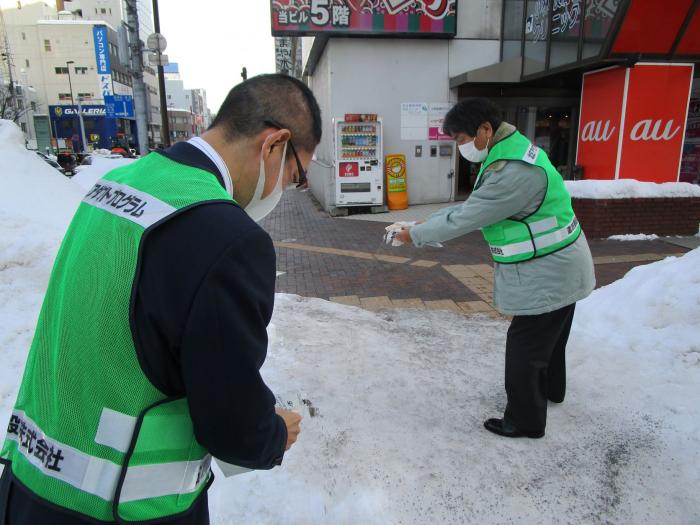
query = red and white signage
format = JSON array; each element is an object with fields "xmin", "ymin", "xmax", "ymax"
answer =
[
  {"xmin": 576, "ymin": 63, "xmax": 694, "ymax": 183},
  {"xmin": 576, "ymin": 67, "xmax": 626, "ymax": 180},
  {"xmin": 339, "ymin": 162, "xmax": 359, "ymax": 177}
]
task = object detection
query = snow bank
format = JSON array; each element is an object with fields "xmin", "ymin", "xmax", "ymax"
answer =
[
  {"xmin": 566, "ymin": 179, "xmax": 700, "ymax": 199},
  {"xmin": 72, "ymin": 156, "xmax": 137, "ymax": 191},
  {"xmin": 608, "ymin": 233, "xmax": 660, "ymax": 241},
  {"xmin": 2, "ymin": 124, "xmax": 699, "ymax": 523}
]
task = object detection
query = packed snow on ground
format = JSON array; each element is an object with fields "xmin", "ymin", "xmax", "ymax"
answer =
[
  {"xmin": 72, "ymin": 155, "xmax": 136, "ymax": 190},
  {"xmin": 2, "ymin": 120, "xmax": 699, "ymax": 523},
  {"xmin": 608, "ymin": 233, "xmax": 660, "ymax": 241},
  {"xmin": 566, "ymin": 179, "xmax": 700, "ymax": 199}
]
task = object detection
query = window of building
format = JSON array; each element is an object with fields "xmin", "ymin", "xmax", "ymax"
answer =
[
  {"xmin": 55, "ymin": 67, "xmax": 69, "ymax": 75},
  {"xmin": 17, "ymin": 99, "xmax": 24, "ymax": 110},
  {"xmin": 44, "ymin": 39, "xmax": 51, "ymax": 52},
  {"xmin": 550, "ymin": 0, "xmax": 582, "ymax": 68},
  {"xmin": 582, "ymin": 0, "xmax": 621, "ymax": 59},
  {"xmin": 78, "ymin": 92, "xmax": 93, "ymax": 100},
  {"xmin": 31, "ymin": 101, "xmax": 37, "ymax": 111},
  {"xmin": 100, "ymin": 8, "xmax": 106, "ymax": 14},
  {"xmin": 502, "ymin": 0, "xmax": 525, "ymax": 61},
  {"xmin": 58, "ymin": 93, "xmax": 72, "ymax": 101},
  {"xmin": 25, "ymin": 59, "xmax": 29, "ymax": 67},
  {"xmin": 21, "ymin": 32, "xmax": 26, "ymax": 40},
  {"xmin": 95, "ymin": 8, "xmax": 98, "ymax": 14},
  {"xmin": 20, "ymin": 122, "xmax": 27, "ymax": 133},
  {"xmin": 75, "ymin": 67, "xmax": 88, "ymax": 75},
  {"xmin": 523, "ymin": 0, "xmax": 549, "ymax": 75}
]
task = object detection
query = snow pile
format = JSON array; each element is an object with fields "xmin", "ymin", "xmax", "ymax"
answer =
[
  {"xmin": 566, "ymin": 179, "xmax": 700, "ymax": 199},
  {"xmin": 72, "ymin": 155, "xmax": 137, "ymax": 191},
  {"xmin": 608, "ymin": 233, "xmax": 660, "ymax": 241},
  {"xmin": 0, "ymin": 120, "xmax": 84, "ymax": 427},
  {"xmin": 1, "ymin": 121, "xmax": 699, "ymax": 523}
]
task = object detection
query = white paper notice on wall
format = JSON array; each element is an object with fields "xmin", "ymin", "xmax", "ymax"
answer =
[{"xmin": 401, "ymin": 102, "xmax": 428, "ymax": 141}]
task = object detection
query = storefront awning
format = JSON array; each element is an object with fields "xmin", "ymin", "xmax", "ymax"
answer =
[{"xmin": 610, "ymin": 0, "xmax": 700, "ymax": 58}]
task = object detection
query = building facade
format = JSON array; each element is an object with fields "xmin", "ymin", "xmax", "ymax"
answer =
[
  {"xmin": 286, "ymin": 0, "xmax": 700, "ymax": 212},
  {"xmin": 1, "ymin": 0, "xmax": 163, "ymax": 149},
  {"xmin": 1, "ymin": 2, "xmax": 137, "ymax": 151}
]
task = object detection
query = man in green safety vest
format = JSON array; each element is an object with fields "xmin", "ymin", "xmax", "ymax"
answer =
[
  {"xmin": 0, "ymin": 74, "xmax": 321, "ymax": 524},
  {"xmin": 395, "ymin": 97, "xmax": 595, "ymax": 439}
]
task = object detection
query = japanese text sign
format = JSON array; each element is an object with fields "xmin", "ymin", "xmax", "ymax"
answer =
[{"xmin": 271, "ymin": 0, "xmax": 457, "ymax": 37}]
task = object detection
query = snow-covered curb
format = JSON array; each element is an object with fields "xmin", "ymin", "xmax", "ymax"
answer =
[
  {"xmin": 566, "ymin": 179, "xmax": 700, "ymax": 199},
  {"xmin": 608, "ymin": 233, "xmax": 660, "ymax": 241}
]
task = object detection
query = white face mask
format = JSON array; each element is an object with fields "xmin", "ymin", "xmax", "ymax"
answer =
[
  {"xmin": 244, "ymin": 142, "xmax": 289, "ymax": 223},
  {"xmin": 458, "ymin": 137, "xmax": 489, "ymax": 163}
]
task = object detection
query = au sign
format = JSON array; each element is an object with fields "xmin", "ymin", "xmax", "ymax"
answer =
[{"xmin": 576, "ymin": 63, "xmax": 694, "ymax": 183}]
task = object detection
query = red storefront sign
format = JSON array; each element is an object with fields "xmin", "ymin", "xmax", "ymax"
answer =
[
  {"xmin": 618, "ymin": 64, "xmax": 694, "ymax": 183},
  {"xmin": 576, "ymin": 63, "xmax": 694, "ymax": 182},
  {"xmin": 339, "ymin": 162, "xmax": 359, "ymax": 177},
  {"xmin": 270, "ymin": 0, "xmax": 456, "ymax": 37},
  {"xmin": 576, "ymin": 67, "xmax": 627, "ymax": 180}
]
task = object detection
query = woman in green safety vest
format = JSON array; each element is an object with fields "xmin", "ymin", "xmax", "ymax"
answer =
[{"xmin": 394, "ymin": 97, "xmax": 596, "ymax": 439}]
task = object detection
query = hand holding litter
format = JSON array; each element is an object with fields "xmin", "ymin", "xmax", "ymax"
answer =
[
  {"xmin": 384, "ymin": 221, "xmax": 415, "ymax": 246},
  {"xmin": 384, "ymin": 221, "xmax": 443, "ymax": 247}
]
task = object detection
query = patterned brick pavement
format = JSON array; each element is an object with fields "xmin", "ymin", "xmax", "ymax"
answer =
[{"xmin": 261, "ymin": 190, "xmax": 689, "ymax": 316}]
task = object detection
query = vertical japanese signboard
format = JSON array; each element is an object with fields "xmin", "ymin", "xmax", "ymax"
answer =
[
  {"xmin": 93, "ymin": 25, "xmax": 113, "ymax": 100},
  {"xmin": 576, "ymin": 64, "xmax": 694, "ymax": 183},
  {"xmin": 271, "ymin": 0, "xmax": 457, "ymax": 37},
  {"xmin": 275, "ymin": 37, "xmax": 302, "ymax": 77}
]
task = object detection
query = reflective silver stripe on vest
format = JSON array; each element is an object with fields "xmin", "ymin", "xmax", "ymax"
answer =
[
  {"xmin": 82, "ymin": 179, "xmax": 177, "ymax": 229},
  {"xmin": 490, "ymin": 217, "xmax": 579, "ymax": 258},
  {"xmin": 95, "ymin": 408, "xmax": 137, "ymax": 453},
  {"xmin": 94, "ymin": 408, "xmax": 252, "ymax": 478},
  {"xmin": 528, "ymin": 216, "xmax": 559, "ymax": 235},
  {"xmin": 5, "ymin": 410, "xmax": 210, "ymax": 503}
]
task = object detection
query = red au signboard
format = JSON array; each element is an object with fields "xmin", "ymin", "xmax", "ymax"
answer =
[
  {"xmin": 576, "ymin": 67, "xmax": 627, "ymax": 180},
  {"xmin": 270, "ymin": 0, "xmax": 457, "ymax": 37},
  {"xmin": 576, "ymin": 63, "xmax": 694, "ymax": 183},
  {"xmin": 618, "ymin": 64, "xmax": 694, "ymax": 182}
]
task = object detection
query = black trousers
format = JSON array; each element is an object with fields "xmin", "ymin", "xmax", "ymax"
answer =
[{"xmin": 503, "ymin": 303, "xmax": 576, "ymax": 433}]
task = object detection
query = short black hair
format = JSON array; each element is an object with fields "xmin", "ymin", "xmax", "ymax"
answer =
[
  {"xmin": 442, "ymin": 97, "xmax": 502, "ymax": 137},
  {"xmin": 209, "ymin": 74, "xmax": 322, "ymax": 154}
]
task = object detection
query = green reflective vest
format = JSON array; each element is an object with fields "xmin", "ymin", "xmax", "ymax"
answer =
[
  {"xmin": 474, "ymin": 131, "xmax": 581, "ymax": 264},
  {"xmin": 1, "ymin": 153, "xmax": 235, "ymax": 522}
]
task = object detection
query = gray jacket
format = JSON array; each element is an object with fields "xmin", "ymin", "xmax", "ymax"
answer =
[{"xmin": 410, "ymin": 128, "xmax": 595, "ymax": 316}]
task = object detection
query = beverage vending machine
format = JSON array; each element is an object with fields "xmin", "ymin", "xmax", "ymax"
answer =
[{"xmin": 334, "ymin": 117, "xmax": 384, "ymax": 207}]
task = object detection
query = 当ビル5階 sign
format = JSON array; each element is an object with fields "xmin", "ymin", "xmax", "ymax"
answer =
[{"xmin": 271, "ymin": 0, "xmax": 457, "ymax": 37}]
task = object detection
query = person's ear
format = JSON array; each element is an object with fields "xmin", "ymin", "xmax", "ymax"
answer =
[{"xmin": 261, "ymin": 128, "xmax": 292, "ymax": 161}]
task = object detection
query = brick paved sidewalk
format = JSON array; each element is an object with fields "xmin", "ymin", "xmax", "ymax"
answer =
[{"xmin": 261, "ymin": 190, "xmax": 690, "ymax": 317}]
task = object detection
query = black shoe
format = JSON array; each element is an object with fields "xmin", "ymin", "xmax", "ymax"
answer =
[{"xmin": 483, "ymin": 418, "xmax": 544, "ymax": 439}]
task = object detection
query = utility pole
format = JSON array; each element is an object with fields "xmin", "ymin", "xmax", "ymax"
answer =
[
  {"xmin": 124, "ymin": 0, "xmax": 149, "ymax": 155},
  {"xmin": 151, "ymin": 0, "xmax": 169, "ymax": 147},
  {"xmin": 1, "ymin": 7, "xmax": 16, "ymax": 116}
]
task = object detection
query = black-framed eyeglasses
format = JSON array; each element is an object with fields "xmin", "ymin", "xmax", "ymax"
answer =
[{"xmin": 264, "ymin": 119, "xmax": 307, "ymax": 186}]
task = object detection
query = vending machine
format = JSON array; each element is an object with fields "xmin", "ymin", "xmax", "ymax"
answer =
[{"xmin": 334, "ymin": 117, "xmax": 384, "ymax": 207}]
